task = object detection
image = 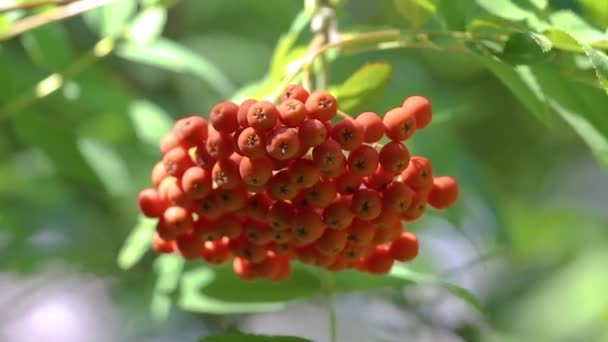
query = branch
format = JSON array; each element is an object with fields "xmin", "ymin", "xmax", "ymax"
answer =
[
  {"xmin": 0, "ymin": 0, "xmax": 121, "ymax": 41},
  {"xmin": 0, "ymin": 0, "xmax": 78, "ymax": 14}
]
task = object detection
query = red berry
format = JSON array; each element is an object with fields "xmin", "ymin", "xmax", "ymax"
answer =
[
  {"xmin": 237, "ymin": 99, "xmax": 256, "ymax": 128},
  {"xmin": 173, "ymin": 116, "xmax": 208, "ymax": 148},
  {"xmin": 151, "ymin": 232, "xmax": 174, "ymax": 254},
  {"xmin": 206, "ymin": 127, "xmax": 234, "ymax": 160},
  {"xmin": 211, "ymin": 158, "xmax": 242, "ymax": 190},
  {"xmin": 402, "ymin": 95, "xmax": 432, "ymax": 129},
  {"xmin": 299, "ymin": 118, "xmax": 328, "ymax": 148},
  {"xmin": 163, "ymin": 206, "xmax": 193, "ymax": 235},
  {"xmin": 389, "ymin": 232, "xmax": 419, "ymax": 262},
  {"xmin": 428, "ymin": 176, "xmax": 459, "ymax": 209},
  {"xmin": 210, "ymin": 101, "xmax": 239, "ymax": 133},
  {"xmin": 268, "ymin": 200, "xmax": 296, "ymax": 231},
  {"xmin": 236, "ymin": 127, "xmax": 266, "ymax": 158},
  {"xmin": 137, "ymin": 188, "xmax": 167, "ymax": 218},
  {"xmin": 365, "ymin": 165, "xmax": 394, "ymax": 190},
  {"xmin": 382, "ymin": 181, "xmax": 416, "ymax": 214},
  {"xmin": 305, "ymin": 90, "xmax": 337, "ymax": 121},
  {"xmin": 334, "ymin": 171, "xmax": 363, "ymax": 195},
  {"xmin": 347, "ymin": 145, "xmax": 379, "ymax": 177},
  {"xmin": 175, "ymin": 232, "xmax": 203, "ymax": 260},
  {"xmin": 356, "ymin": 112, "xmax": 384, "ymax": 143},
  {"xmin": 181, "ymin": 166, "xmax": 212, "ymax": 199},
  {"xmin": 278, "ymin": 99, "xmax": 308, "ymax": 128},
  {"xmin": 266, "ymin": 126, "xmax": 301, "ymax": 160},
  {"xmin": 281, "ymin": 84, "xmax": 309, "ymax": 102},
  {"xmin": 379, "ymin": 141, "xmax": 410, "ymax": 174},
  {"xmin": 401, "ymin": 156, "xmax": 433, "ymax": 192},
  {"xmin": 289, "ymin": 158, "xmax": 321, "ymax": 188},
  {"xmin": 239, "ymin": 156, "xmax": 273, "ymax": 187},
  {"xmin": 247, "ymin": 101, "xmax": 279, "ymax": 132},
  {"xmin": 383, "ymin": 107, "xmax": 416, "ymax": 141},
  {"xmin": 331, "ymin": 118, "xmax": 364, "ymax": 151},
  {"xmin": 162, "ymin": 147, "xmax": 194, "ymax": 177},
  {"xmin": 362, "ymin": 246, "xmax": 394, "ymax": 274},
  {"xmin": 351, "ymin": 188, "xmax": 382, "ymax": 220},
  {"xmin": 159, "ymin": 131, "xmax": 179, "ymax": 155},
  {"xmin": 151, "ymin": 161, "xmax": 168, "ymax": 187}
]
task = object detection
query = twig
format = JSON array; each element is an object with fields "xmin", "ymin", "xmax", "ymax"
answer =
[
  {"xmin": 322, "ymin": 270, "xmax": 338, "ymax": 342},
  {"xmin": 0, "ymin": 0, "xmax": 121, "ymax": 41},
  {"xmin": 0, "ymin": 0, "xmax": 77, "ymax": 14}
]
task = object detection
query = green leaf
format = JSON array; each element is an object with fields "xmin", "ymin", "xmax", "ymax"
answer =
[
  {"xmin": 390, "ymin": 265, "xmax": 484, "ymax": 314},
  {"xmin": 78, "ymin": 138, "xmax": 132, "ymax": 196},
  {"xmin": 117, "ymin": 215, "xmax": 156, "ymax": 270},
  {"xmin": 152, "ymin": 254, "xmax": 184, "ymax": 320},
  {"xmin": 269, "ymin": 10, "xmax": 310, "ymax": 80},
  {"xmin": 532, "ymin": 64, "xmax": 608, "ymax": 170},
  {"xmin": 128, "ymin": 99, "xmax": 173, "ymax": 146},
  {"xmin": 543, "ymin": 29, "xmax": 608, "ymax": 93},
  {"xmin": 578, "ymin": 0, "xmax": 608, "ymax": 28},
  {"xmin": 11, "ymin": 112, "xmax": 101, "ymax": 186},
  {"xmin": 126, "ymin": 6, "xmax": 167, "ymax": 44},
  {"xmin": 333, "ymin": 62, "xmax": 392, "ymax": 114},
  {"xmin": 83, "ymin": 0, "xmax": 137, "ymax": 37},
  {"xmin": 479, "ymin": 56, "xmax": 551, "ymax": 125},
  {"xmin": 548, "ymin": 10, "xmax": 605, "ymax": 42},
  {"xmin": 394, "ymin": 0, "xmax": 438, "ymax": 29},
  {"xmin": 500, "ymin": 32, "xmax": 552, "ymax": 65},
  {"xmin": 21, "ymin": 23, "xmax": 74, "ymax": 70},
  {"xmin": 475, "ymin": 0, "xmax": 533, "ymax": 21},
  {"xmin": 200, "ymin": 333, "xmax": 311, "ymax": 342},
  {"xmin": 117, "ymin": 38, "xmax": 235, "ymax": 97}
]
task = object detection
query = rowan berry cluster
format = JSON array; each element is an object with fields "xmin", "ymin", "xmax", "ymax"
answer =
[{"xmin": 137, "ymin": 85, "xmax": 459, "ymax": 282}]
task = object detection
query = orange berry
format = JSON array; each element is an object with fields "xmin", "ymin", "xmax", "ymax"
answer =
[
  {"xmin": 373, "ymin": 220, "xmax": 403, "ymax": 244},
  {"xmin": 267, "ymin": 170, "xmax": 299, "ymax": 201},
  {"xmin": 401, "ymin": 156, "xmax": 433, "ymax": 192},
  {"xmin": 193, "ymin": 145, "xmax": 216, "ymax": 170},
  {"xmin": 402, "ymin": 95, "xmax": 432, "ymax": 129},
  {"xmin": 247, "ymin": 101, "xmax": 279, "ymax": 132},
  {"xmin": 379, "ymin": 141, "xmax": 410, "ymax": 174},
  {"xmin": 270, "ymin": 229, "xmax": 292, "ymax": 244},
  {"xmin": 239, "ymin": 156, "xmax": 273, "ymax": 187},
  {"xmin": 383, "ymin": 107, "xmax": 416, "ymax": 141},
  {"xmin": 194, "ymin": 218, "xmax": 222, "ymax": 241},
  {"xmin": 244, "ymin": 220, "xmax": 273, "ymax": 245},
  {"xmin": 362, "ymin": 246, "xmax": 394, "ymax": 274},
  {"xmin": 165, "ymin": 179, "xmax": 191, "ymax": 206},
  {"xmin": 211, "ymin": 158, "xmax": 241, "ymax": 190},
  {"xmin": 382, "ymin": 181, "xmax": 416, "ymax": 214},
  {"xmin": 173, "ymin": 115, "xmax": 208, "ymax": 148},
  {"xmin": 156, "ymin": 219, "xmax": 180, "ymax": 241},
  {"xmin": 347, "ymin": 145, "xmax": 379, "ymax": 177},
  {"xmin": 151, "ymin": 161, "xmax": 168, "ymax": 187},
  {"xmin": 292, "ymin": 208, "xmax": 326, "ymax": 246},
  {"xmin": 342, "ymin": 242, "xmax": 372, "ymax": 260},
  {"xmin": 151, "ymin": 232, "xmax": 174, "ymax": 254},
  {"xmin": 389, "ymin": 232, "xmax": 419, "ymax": 262},
  {"xmin": 252, "ymin": 252, "xmax": 282, "ymax": 279},
  {"xmin": 289, "ymin": 158, "xmax": 321, "ymax": 188},
  {"xmin": 237, "ymin": 99, "xmax": 256, "ymax": 128},
  {"xmin": 137, "ymin": 188, "xmax": 167, "ymax": 218},
  {"xmin": 233, "ymin": 257, "xmax": 258, "ymax": 281},
  {"xmin": 159, "ymin": 131, "xmax": 179, "ymax": 155},
  {"xmin": 236, "ymin": 127, "xmax": 266, "ymax": 158},
  {"xmin": 372, "ymin": 209, "xmax": 400, "ymax": 229},
  {"xmin": 313, "ymin": 138, "xmax": 344, "ymax": 171},
  {"xmin": 181, "ymin": 166, "xmax": 212, "ymax": 199},
  {"xmin": 196, "ymin": 192, "xmax": 224, "ymax": 220},
  {"xmin": 268, "ymin": 256, "xmax": 291, "ymax": 282},
  {"xmin": 365, "ymin": 165, "xmax": 394, "ymax": 190},
  {"xmin": 297, "ymin": 246, "xmax": 336, "ymax": 267},
  {"xmin": 323, "ymin": 197, "xmax": 355, "ymax": 230},
  {"xmin": 305, "ymin": 90, "xmax": 337, "ymax": 121},
  {"xmin": 278, "ymin": 99, "xmax": 308, "ymax": 127},
  {"xmin": 209, "ymin": 101, "xmax": 239, "ymax": 133},
  {"xmin": 281, "ymin": 84, "xmax": 309, "ymax": 102},
  {"xmin": 327, "ymin": 256, "xmax": 354, "ymax": 271},
  {"xmin": 163, "ymin": 147, "xmax": 194, "ymax": 177},
  {"xmin": 243, "ymin": 193, "xmax": 272, "ymax": 221},
  {"xmin": 346, "ymin": 219, "xmax": 375, "ymax": 246},
  {"xmin": 266, "ymin": 126, "xmax": 301, "ymax": 160},
  {"xmin": 334, "ymin": 171, "xmax": 363, "ymax": 195},
  {"xmin": 232, "ymin": 238, "xmax": 267, "ymax": 263},
  {"xmin": 206, "ymin": 127, "xmax": 234, "ymax": 160},
  {"xmin": 428, "ymin": 176, "xmax": 459, "ymax": 209},
  {"xmin": 315, "ymin": 229, "xmax": 348, "ymax": 256},
  {"xmin": 356, "ymin": 111, "xmax": 384, "ymax": 143},
  {"xmin": 202, "ymin": 238, "xmax": 232, "ymax": 265},
  {"xmin": 271, "ymin": 242, "xmax": 296, "ymax": 258},
  {"xmin": 216, "ymin": 186, "xmax": 247, "ymax": 211},
  {"xmin": 268, "ymin": 200, "xmax": 296, "ymax": 231},
  {"xmin": 301, "ymin": 179, "xmax": 337, "ymax": 208},
  {"xmin": 217, "ymin": 214, "xmax": 243, "ymax": 239},
  {"xmin": 331, "ymin": 118, "xmax": 364, "ymax": 151},
  {"xmin": 299, "ymin": 118, "xmax": 328, "ymax": 148},
  {"xmin": 175, "ymin": 232, "xmax": 203, "ymax": 260},
  {"xmin": 350, "ymin": 188, "xmax": 382, "ymax": 220},
  {"xmin": 163, "ymin": 206, "xmax": 193, "ymax": 235}
]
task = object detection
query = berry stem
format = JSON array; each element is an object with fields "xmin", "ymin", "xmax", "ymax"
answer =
[
  {"xmin": 321, "ymin": 270, "xmax": 338, "ymax": 342},
  {"xmin": 336, "ymin": 109, "xmax": 351, "ymax": 119}
]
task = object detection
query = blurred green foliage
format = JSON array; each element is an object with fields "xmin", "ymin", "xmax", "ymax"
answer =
[{"xmin": 1, "ymin": 0, "xmax": 608, "ymax": 341}]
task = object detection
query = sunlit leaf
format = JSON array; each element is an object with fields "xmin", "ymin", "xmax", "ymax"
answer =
[
  {"xmin": 128, "ymin": 99, "xmax": 173, "ymax": 146},
  {"xmin": 577, "ymin": 0, "xmax": 608, "ymax": 28},
  {"xmin": 500, "ymin": 32, "xmax": 552, "ymax": 65},
  {"xmin": 117, "ymin": 215, "xmax": 156, "ymax": 270},
  {"xmin": 394, "ymin": 0, "xmax": 438, "ymax": 29},
  {"xmin": 117, "ymin": 38, "xmax": 236, "ymax": 97},
  {"xmin": 334, "ymin": 62, "xmax": 392, "ymax": 114},
  {"xmin": 83, "ymin": 0, "xmax": 137, "ymax": 37},
  {"xmin": 126, "ymin": 6, "xmax": 167, "ymax": 44}
]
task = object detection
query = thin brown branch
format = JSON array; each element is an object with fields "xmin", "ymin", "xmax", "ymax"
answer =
[
  {"xmin": 0, "ymin": 0, "xmax": 121, "ymax": 41},
  {"xmin": 0, "ymin": 0, "xmax": 77, "ymax": 14}
]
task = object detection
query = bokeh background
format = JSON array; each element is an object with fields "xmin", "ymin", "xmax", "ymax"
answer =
[{"xmin": 1, "ymin": 0, "xmax": 607, "ymax": 341}]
